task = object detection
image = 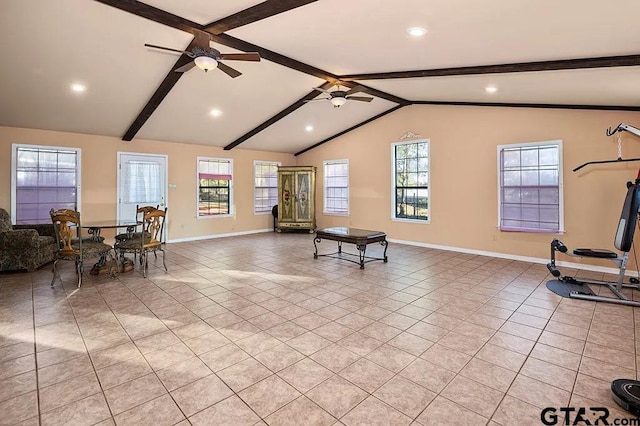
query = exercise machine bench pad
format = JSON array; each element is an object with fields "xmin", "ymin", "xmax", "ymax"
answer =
[{"xmin": 573, "ymin": 248, "xmax": 618, "ymax": 259}]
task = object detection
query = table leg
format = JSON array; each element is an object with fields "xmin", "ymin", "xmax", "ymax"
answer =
[
  {"xmin": 357, "ymin": 244, "xmax": 367, "ymax": 269},
  {"xmin": 313, "ymin": 236, "xmax": 321, "ymax": 259},
  {"xmin": 87, "ymin": 226, "xmax": 101, "ymax": 242},
  {"xmin": 338, "ymin": 241, "xmax": 342, "ymax": 254},
  {"xmin": 89, "ymin": 252, "xmax": 109, "ymax": 275},
  {"xmin": 125, "ymin": 225, "xmax": 136, "ymax": 238},
  {"xmin": 382, "ymin": 240, "xmax": 388, "ymax": 262}
]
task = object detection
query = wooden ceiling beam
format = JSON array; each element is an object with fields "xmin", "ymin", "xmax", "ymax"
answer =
[
  {"xmin": 411, "ymin": 100, "xmax": 640, "ymax": 112},
  {"xmin": 223, "ymin": 82, "xmax": 334, "ymax": 151},
  {"xmin": 295, "ymin": 105, "xmax": 406, "ymax": 156},
  {"xmin": 95, "ymin": 0, "xmax": 341, "ymax": 83},
  {"xmin": 93, "ymin": 0, "xmax": 203, "ymax": 33},
  {"xmin": 205, "ymin": 0, "xmax": 317, "ymax": 35},
  {"xmin": 292, "ymin": 98, "xmax": 640, "ymax": 156},
  {"xmin": 348, "ymin": 83, "xmax": 410, "ymax": 106},
  {"xmin": 99, "ymin": 0, "xmax": 350, "ymax": 142},
  {"xmin": 341, "ymin": 54, "xmax": 640, "ymax": 81},
  {"xmin": 122, "ymin": 40, "xmax": 198, "ymax": 141},
  {"xmin": 211, "ymin": 33, "xmax": 342, "ymax": 82}
]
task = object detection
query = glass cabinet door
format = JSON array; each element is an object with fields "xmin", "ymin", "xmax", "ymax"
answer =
[
  {"xmin": 295, "ymin": 170, "xmax": 312, "ymax": 222},
  {"xmin": 278, "ymin": 171, "xmax": 295, "ymax": 222}
]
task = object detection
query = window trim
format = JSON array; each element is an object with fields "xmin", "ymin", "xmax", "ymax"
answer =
[
  {"xmin": 11, "ymin": 143, "xmax": 82, "ymax": 224},
  {"xmin": 253, "ymin": 160, "xmax": 281, "ymax": 215},
  {"xmin": 196, "ymin": 156, "xmax": 233, "ymax": 219},
  {"xmin": 323, "ymin": 158, "xmax": 350, "ymax": 216},
  {"xmin": 390, "ymin": 139, "xmax": 431, "ymax": 224},
  {"xmin": 496, "ymin": 139, "xmax": 564, "ymax": 233}
]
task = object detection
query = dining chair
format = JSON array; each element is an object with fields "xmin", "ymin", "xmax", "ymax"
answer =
[
  {"xmin": 114, "ymin": 207, "xmax": 167, "ymax": 277},
  {"xmin": 114, "ymin": 205, "xmax": 159, "ymax": 265},
  {"xmin": 114, "ymin": 204, "xmax": 159, "ymax": 243},
  {"xmin": 50, "ymin": 208, "xmax": 115, "ymax": 288}
]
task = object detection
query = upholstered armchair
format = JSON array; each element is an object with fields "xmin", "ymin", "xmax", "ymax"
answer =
[{"xmin": 0, "ymin": 208, "xmax": 57, "ymax": 272}]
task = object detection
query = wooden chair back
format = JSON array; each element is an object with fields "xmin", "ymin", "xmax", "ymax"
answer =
[
  {"xmin": 136, "ymin": 205, "xmax": 159, "ymax": 222},
  {"xmin": 50, "ymin": 208, "xmax": 81, "ymax": 257},
  {"xmin": 142, "ymin": 207, "xmax": 166, "ymax": 249}
]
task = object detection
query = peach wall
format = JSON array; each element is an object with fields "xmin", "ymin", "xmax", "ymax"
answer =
[
  {"xmin": 3, "ymin": 105, "xmax": 640, "ymax": 269},
  {"xmin": 0, "ymin": 126, "xmax": 295, "ymax": 241},
  {"xmin": 297, "ymin": 105, "xmax": 640, "ymax": 267}
]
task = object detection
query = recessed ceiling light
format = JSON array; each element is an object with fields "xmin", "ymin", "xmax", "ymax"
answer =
[
  {"xmin": 209, "ymin": 109, "xmax": 222, "ymax": 117},
  {"xmin": 485, "ymin": 86, "xmax": 498, "ymax": 93},
  {"xmin": 70, "ymin": 83, "xmax": 86, "ymax": 93},
  {"xmin": 305, "ymin": 125, "xmax": 314, "ymax": 132},
  {"xmin": 406, "ymin": 27, "xmax": 427, "ymax": 37}
]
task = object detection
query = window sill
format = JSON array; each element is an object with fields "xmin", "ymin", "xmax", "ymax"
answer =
[
  {"xmin": 498, "ymin": 227, "xmax": 565, "ymax": 234},
  {"xmin": 392, "ymin": 217, "xmax": 430, "ymax": 224},
  {"xmin": 323, "ymin": 212, "xmax": 349, "ymax": 217},
  {"xmin": 198, "ymin": 214, "xmax": 234, "ymax": 219}
]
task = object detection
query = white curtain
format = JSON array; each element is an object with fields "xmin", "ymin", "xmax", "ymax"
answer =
[{"xmin": 124, "ymin": 160, "xmax": 162, "ymax": 203}]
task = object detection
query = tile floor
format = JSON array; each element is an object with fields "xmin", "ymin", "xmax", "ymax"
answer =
[{"xmin": 0, "ymin": 232, "xmax": 638, "ymax": 425}]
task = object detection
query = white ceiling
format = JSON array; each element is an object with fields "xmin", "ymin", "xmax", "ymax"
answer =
[{"xmin": 0, "ymin": 0, "xmax": 639, "ymax": 154}]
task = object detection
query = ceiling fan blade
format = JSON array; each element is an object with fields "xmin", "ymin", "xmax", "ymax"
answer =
[
  {"xmin": 217, "ymin": 62, "xmax": 242, "ymax": 78},
  {"xmin": 303, "ymin": 98, "xmax": 330, "ymax": 103},
  {"xmin": 145, "ymin": 43, "xmax": 194, "ymax": 57},
  {"xmin": 174, "ymin": 61, "xmax": 196, "ymax": 73},
  {"xmin": 313, "ymin": 87, "xmax": 333, "ymax": 94},
  {"xmin": 192, "ymin": 28, "xmax": 212, "ymax": 49},
  {"xmin": 344, "ymin": 85, "xmax": 364, "ymax": 95},
  {"xmin": 346, "ymin": 96, "xmax": 374, "ymax": 102},
  {"xmin": 219, "ymin": 53, "xmax": 261, "ymax": 62}
]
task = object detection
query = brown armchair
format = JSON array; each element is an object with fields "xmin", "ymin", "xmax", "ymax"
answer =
[{"xmin": 0, "ymin": 208, "xmax": 57, "ymax": 272}]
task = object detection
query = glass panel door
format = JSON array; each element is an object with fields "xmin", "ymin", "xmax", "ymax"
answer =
[{"xmin": 117, "ymin": 153, "xmax": 167, "ymax": 224}]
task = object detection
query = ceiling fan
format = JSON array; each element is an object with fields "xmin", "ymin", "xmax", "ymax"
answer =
[
  {"xmin": 305, "ymin": 86, "xmax": 374, "ymax": 108},
  {"xmin": 144, "ymin": 29, "xmax": 261, "ymax": 78}
]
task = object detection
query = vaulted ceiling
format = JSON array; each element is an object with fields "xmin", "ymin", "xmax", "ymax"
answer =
[{"xmin": 1, "ymin": 0, "xmax": 639, "ymax": 156}]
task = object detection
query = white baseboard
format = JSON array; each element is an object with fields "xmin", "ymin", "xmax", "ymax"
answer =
[
  {"xmin": 387, "ymin": 238, "xmax": 634, "ymax": 277},
  {"xmin": 167, "ymin": 231, "xmax": 632, "ymax": 277},
  {"xmin": 167, "ymin": 228, "xmax": 272, "ymax": 243}
]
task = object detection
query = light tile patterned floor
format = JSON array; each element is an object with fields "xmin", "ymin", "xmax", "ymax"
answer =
[{"xmin": 0, "ymin": 232, "xmax": 638, "ymax": 425}]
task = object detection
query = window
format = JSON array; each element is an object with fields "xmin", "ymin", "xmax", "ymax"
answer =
[
  {"xmin": 254, "ymin": 161, "xmax": 280, "ymax": 214},
  {"xmin": 11, "ymin": 144, "xmax": 80, "ymax": 224},
  {"xmin": 392, "ymin": 140, "xmax": 429, "ymax": 221},
  {"xmin": 198, "ymin": 157, "xmax": 232, "ymax": 217},
  {"xmin": 498, "ymin": 140, "xmax": 563, "ymax": 232},
  {"xmin": 122, "ymin": 159, "xmax": 163, "ymax": 204},
  {"xmin": 323, "ymin": 159, "xmax": 349, "ymax": 215}
]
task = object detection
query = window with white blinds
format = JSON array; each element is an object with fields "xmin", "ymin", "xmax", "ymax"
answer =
[
  {"xmin": 12, "ymin": 144, "xmax": 80, "ymax": 224},
  {"xmin": 323, "ymin": 159, "xmax": 349, "ymax": 215},
  {"xmin": 198, "ymin": 157, "xmax": 233, "ymax": 217},
  {"xmin": 498, "ymin": 141, "xmax": 563, "ymax": 232},
  {"xmin": 254, "ymin": 161, "xmax": 280, "ymax": 214}
]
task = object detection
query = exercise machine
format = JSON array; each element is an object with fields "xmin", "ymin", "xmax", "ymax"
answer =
[
  {"xmin": 546, "ymin": 173, "xmax": 640, "ymax": 306},
  {"xmin": 545, "ymin": 123, "xmax": 640, "ymax": 417},
  {"xmin": 546, "ymin": 123, "xmax": 640, "ymax": 307},
  {"xmin": 573, "ymin": 123, "xmax": 640, "ymax": 171}
]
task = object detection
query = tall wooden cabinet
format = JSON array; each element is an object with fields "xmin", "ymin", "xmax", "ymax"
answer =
[{"xmin": 277, "ymin": 166, "xmax": 316, "ymax": 232}]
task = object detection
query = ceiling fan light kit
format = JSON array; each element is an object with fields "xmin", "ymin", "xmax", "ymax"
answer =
[
  {"xmin": 331, "ymin": 96, "xmax": 347, "ymax": 108},
  {"xmin": 194, "ymin": 56, "xmax": 218, "ymax": 72}
]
